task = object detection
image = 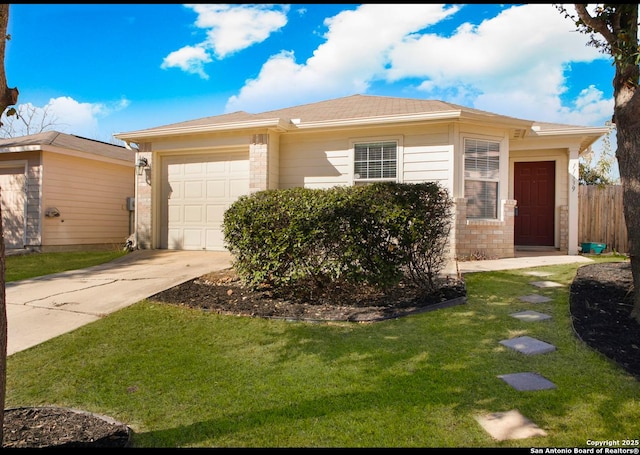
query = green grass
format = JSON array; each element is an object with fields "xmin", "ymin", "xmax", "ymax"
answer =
[
  {"xmin": 4, "ymin": 250, "xmax": 128, "ymax": 282},
  {"xmin": 5, "ymin": 253, "xmax": 639, "ymax": 448}
]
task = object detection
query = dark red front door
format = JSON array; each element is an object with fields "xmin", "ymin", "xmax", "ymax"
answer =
[{"xmin": 514, "ymin": 161, "xmax": 555, "ymax": 246}]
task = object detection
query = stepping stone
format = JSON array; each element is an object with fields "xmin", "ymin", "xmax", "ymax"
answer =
[
  {"xmin": 530, "ymin": 281, "xmax": 563, "ymax": 288},
  {"xmin": 500, "ymin": 336, "xmax": 556, "ymax": 355},
  {"xmin": 519, "ymin": 294, "xmax": 552, "ymax": 303},
  {"xmin": 524, "ymin": 271, "xmax": 552, "ymax": 277},
  {"xmin": 510, "ymin": 310, "xmax": 552, "ymax": 322},
  {"xmin": 497, "ymin": 372, "xmax": 557, "ymax": 391},
  {"xmin": 475, "ymin": 409, "xmax": 547, "ymax": 441}
]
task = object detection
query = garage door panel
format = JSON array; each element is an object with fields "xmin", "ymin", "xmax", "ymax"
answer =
[
  {"xmin": 167, "ymin": 205, "xmax": 182, "ymax": 223},
  {"xmin": 206, "ymin": 161, "xmax": 227, "ymax": 173},
  {"xmin": 162, "ymin": 153, "xmax": 250, "ymax": 250},
  {"xmin": 167, "ymin": 229, "xmax": 183, "ymax": 249},
  {"xmin": 183, "ymin": 229, "xmax": 203, "ymax": 249},
  {"xmin": 230, "ymin": 178, "xmax": 250, "ymax": 197},
  {"xmin": 184, "ymin": 205, "xmax": 204, "ymax": 223},
  {"xmin": 206, "ymin": 205, "xmax": 226, "ymax": 223},
  {"xmin": 185, "ymin": 162, "xmax": 206, "ymax": 175},
  {"xmin": 230, "ymin": 159, "xmax": 250, "ymax": 173},
  {"xmin": 166, "ymin": 181, "xmax": 181, "ymax": 199},
  {"xmin": 205, "ymin": 228, "xmax": 224, "ymax": 250},
  {"xmin": 184, "ymin": 180, "xmax": 204, "ymax": 198},
  {"xmin": 206, "ymin": 179, "xmax": 227, "ymax": 198}
]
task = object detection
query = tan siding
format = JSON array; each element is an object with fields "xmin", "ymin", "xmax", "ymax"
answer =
[
  {"xmin": 402, "ymin": 145, "xmax": 452, "ymax": 187},
  {"xmin": 279, "ymin": 134, "xmax": 350, "ymax": 189},
  {"xmin": 41, "ymin": 152, "xmax": 134, "ymax": 246},
  {"xmin": 268, "ymin": 133, "xmax": 280, "ymax": 189},
  {"xmin": 279, "ymin": 125, "xmax": 453, "ymax": 190},
  {"xmin": 401, "ymin": 124, "xmax": 450, "ymax": 146},
  {"xmin": 151, "ymin": 132, "xmax": 252, "ymax": 152}
]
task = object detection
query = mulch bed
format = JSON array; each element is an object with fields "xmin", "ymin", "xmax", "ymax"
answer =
[{"xmin": 569, "ymin": 260, "xmax": 640, "ymax": 379}]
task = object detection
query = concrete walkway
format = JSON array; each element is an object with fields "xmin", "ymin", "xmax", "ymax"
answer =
[
  {"xmin": 446, "ymin": 252, "xmax": 593, "ymax": 275},
  {"xmin": 471, "ymin": 258, "xmax": 593, "ymax": 442}
]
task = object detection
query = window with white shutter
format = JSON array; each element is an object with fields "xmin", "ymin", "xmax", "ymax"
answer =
[{"xmin": 464, "ymin": 138, "xmax": 500, "ymax": 219}]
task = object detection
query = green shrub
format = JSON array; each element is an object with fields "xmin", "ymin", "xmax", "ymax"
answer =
[{"xmin": 223, "ymin": 182, "xmax": 453, "ymax": 294}]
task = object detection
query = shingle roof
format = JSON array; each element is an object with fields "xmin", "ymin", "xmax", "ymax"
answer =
[
  {"xmin": 0, "ymin": 131, "xmax": 133, "ymax": 162},
  {"xmin": 255, "ymin": 94, "xmax": 525, "ymax": 123},
  {"xmin": 134, "ymin": 94, "xmax": 533, "ymax": 132},
  {"xmin": 115, "ymin": 94, "xmax": 609, "ymax": 147}
]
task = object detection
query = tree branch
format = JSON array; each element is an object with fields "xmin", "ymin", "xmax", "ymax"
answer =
[{"xmin": 574, "ymin": 4, "xmax": 617, "ymax": 46}]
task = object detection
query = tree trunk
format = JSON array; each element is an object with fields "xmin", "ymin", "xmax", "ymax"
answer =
[
  {"xmin": 0, "ymin": 190, "xmax": 5, "ymax": 444},
  {"xmin": 0, "ymin": 3, "xmax": 15, "ymax": 445},
  {"xmin": 613, "ymin": 76, "xmax": 640, "ymax": 323},
  {"xmin": 0, "ymin": 5, "xmax": 16, "ymax": 112}
]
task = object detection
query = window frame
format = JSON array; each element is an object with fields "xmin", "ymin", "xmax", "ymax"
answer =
[
  {"xmin": 352, "ymin": 139, "xmax": 400, "ymax": 185},
  {"xmin": 463, "ymin": 138, "xmax": 501, "ymax": 220}
]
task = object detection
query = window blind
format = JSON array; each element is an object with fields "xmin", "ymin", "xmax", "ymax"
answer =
[{"xmin": 354, "ymin": 142, "xmax": 397, "ymax": 180}]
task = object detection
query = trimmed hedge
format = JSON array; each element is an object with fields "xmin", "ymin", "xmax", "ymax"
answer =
[{"xmin": 223, "ymin": 182, "xmax": 453, "ymax": 293}]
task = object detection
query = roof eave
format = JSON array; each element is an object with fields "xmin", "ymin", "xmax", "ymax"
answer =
[
  {"xmin": 533, "ymin": 126, "xmax": 611, "ymax": 154},
  {"xmin": 291, "ymin": 110, "xmax": 464, "ymax": 129},
  {"xmin": 114, "ymin": 118, "xmax": 292, "ymax": 142},
  {"xmin": 293, "ymin": 110, "xmax": 534, "ymax": 130},
  {"xmin": 533, "ymin": 126, "xmax": 611, "ymax": 137},
  {"xmin": 0, "ymin": 144, "xmax": 42, "ymax": 153}
]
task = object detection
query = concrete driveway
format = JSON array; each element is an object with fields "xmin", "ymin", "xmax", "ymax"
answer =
[{"xmin": 6, "ymin": 250, "xmax": 233, "ymax": 356}]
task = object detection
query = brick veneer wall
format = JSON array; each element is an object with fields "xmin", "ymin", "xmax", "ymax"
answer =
[
  {"xmin": 559, "ymin": 205, "xmax": 568, "ymax": 253},
  {"xmin": 452, "ymin": 197, "xmax": 516, "ymax": 260},
  {"xmin": 250, "ymin": 134, "xmax": 269, "ymax": 192},
  {"xmin": 135, "ymin": 144, "xmax": 152, "ymax": 249}
]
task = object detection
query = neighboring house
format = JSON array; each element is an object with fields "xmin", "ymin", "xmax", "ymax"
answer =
[
  {"xmin": 0, "ymin": 131, "xmax": 135, "ymax": 252},
  {"xmin": 114, "ymin": 94, "xmax": 608, "ymax": 260}
]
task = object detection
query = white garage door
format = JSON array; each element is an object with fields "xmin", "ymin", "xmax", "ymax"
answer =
[
  {"xmin": 0, "ymin": 167, "xmax": 26, "ymax": 249},
  {"xmin": 161, "ymin": 153, "xmax": 250, "ymax": 251}
]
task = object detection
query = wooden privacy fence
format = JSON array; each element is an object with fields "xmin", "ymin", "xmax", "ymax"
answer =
[{"xmin": 578, "ymin": 185, "xmax": 628, "ymax": 254}]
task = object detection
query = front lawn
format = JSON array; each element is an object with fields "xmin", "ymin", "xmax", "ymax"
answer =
[
  {"xmin": 5, "ymin": 257, "xmax": 639, "ymax": 448},
  {"xmin": 5, "ymin": 250, "xmax": 128, "ymax": 282}
]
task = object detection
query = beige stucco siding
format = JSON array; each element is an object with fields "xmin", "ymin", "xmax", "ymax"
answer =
[{"xmin": 41, "ymin": 152, "xmax": 134, "ymax": 247}]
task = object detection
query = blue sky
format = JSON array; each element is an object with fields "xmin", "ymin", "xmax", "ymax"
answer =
[{"xmin": 4, "ymin": 3, "xmax": 616, "ymax": 168}]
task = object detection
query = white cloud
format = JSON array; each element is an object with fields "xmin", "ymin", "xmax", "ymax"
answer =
[
  {"xmin": 389, "ymin": 4, "xmax": 609, "ymax": 118},
  {"xmin": 161, "ymin": 4, "xmax": 288, "ymax": 77},
  {"xmin": 224, "ymin": 3, "xmax": 613, "ymax": 128},
  {"xmin": 226, "ymin": 3, "xmax": 460, "ymax": 112},
  {"xmin": 190, "ymin": 3, "xmax": 289, "ymax": 58},
  {"xmin": 161, "ymin": 45, "xmax": 212, "ymax": 79}
]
